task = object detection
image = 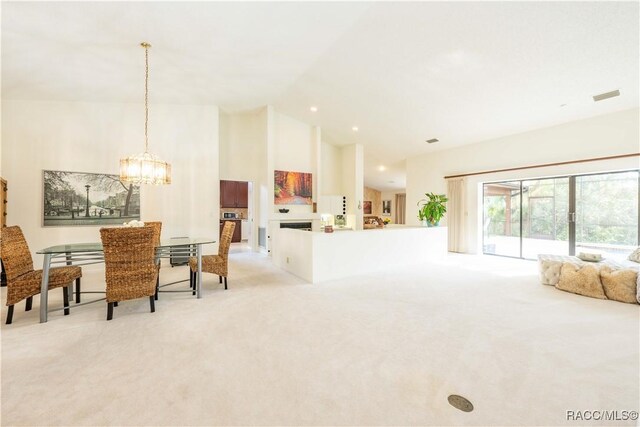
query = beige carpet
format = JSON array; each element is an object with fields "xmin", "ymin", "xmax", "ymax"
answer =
[{"xmin": 1, "ymin": 253, "xmax": 638, "ymax": 426}]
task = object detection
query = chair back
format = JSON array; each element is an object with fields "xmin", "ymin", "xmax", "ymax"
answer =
[
  {"xmin": 144, "ymin": 221, "xmax": 162, "ymax": 248},
  {"xmin": 0, "ymin": 226, "xmax": 34, "ymax": 281},
  {"xmin": 100, "ymin": 226, "xmax": 157, "ymax": 302},
  {"xmin": 218, "ymin": 221, "xmax": 236, "ymax": 260}
]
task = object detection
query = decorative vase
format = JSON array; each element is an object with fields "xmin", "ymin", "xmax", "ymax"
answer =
[
  {"xmin": 427, "ymin": 221, "xmax": 439, "ymax": 227},
  {"xmin": 421, "ymin": 220, "xmax": 429, "ymax": 227}
]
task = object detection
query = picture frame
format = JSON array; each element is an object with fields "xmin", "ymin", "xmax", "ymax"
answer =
[
  {"xmin": 274, "ymin": 170, "xmax": 312, "ymax": 205},
  {"xmin": 382, "ymin": 200, "xmax": 392, "ymax": 215},
  {"xmin": 43, "ymin": 170, "xmax": 140, "ymax": 227}
]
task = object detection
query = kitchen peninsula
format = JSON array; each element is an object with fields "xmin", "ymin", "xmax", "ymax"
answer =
[{"xmin": 272, "ymin": 226, "xmax": 447, "ymax": 283}]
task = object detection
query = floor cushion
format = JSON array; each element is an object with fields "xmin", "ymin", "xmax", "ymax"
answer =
[
  {"xmin": 538, "ymin": 255, "xmax": 582, "ymax": 286},
  {"xmin": 599, "ymin": 266, "xmax": 638, "ymax": 304},
  {"xmin": 556, "ymin": 262, "xmax": 607, "ymax": 300}
]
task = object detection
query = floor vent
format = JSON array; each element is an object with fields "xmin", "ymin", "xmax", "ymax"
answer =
[{"xmin": 448, "ymin": 395, "xmax": 474, "ymax": 412}]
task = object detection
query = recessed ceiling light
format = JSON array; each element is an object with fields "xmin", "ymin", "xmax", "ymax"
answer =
[
  {"xmin": 378, "ymin": 165, "xmax": 386, "ymax": 171},
  {"xmin": 310, "ymin": 106, "xmax": 318, "ymax": 112},
  {"xmin": 593, "ymin": 89, "xmax": 620, "ymax": 102},
  {"xmin": 560, "ymin": 103, "xmax": 567, "ymax": 107},
  {"xmin": 352, "ymin": 126, "xmax": 359, "ymax": 132},
  {"xmin": 388, "ymin": 180, "xmax": 395, "ymax": 184},
  {"xmin": 426, "ymin": 138, "xmax": 439, "ymax": 144}
]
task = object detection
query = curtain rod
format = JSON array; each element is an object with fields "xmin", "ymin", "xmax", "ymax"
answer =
[{"xmin": 444, "ymin": 152, "xmax": 640, "ymax": 179}]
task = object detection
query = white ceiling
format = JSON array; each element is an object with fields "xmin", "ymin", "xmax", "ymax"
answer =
[{"xmin": 3, "ymin": 2, "xmax": 638, "ymax": 192}]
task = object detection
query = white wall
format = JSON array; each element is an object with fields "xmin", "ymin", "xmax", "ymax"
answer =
[
  {"xmin": 2, "ymin": 99, "xmax": 220, "ymax": 263},
  {"xmin": 342, "ymin": 143, "xmax": 364, "ymax": 230},
  {"xmin": 219, "ymin": 108, "xmax": 267, "ymax": 182},
  {"xmin": 406, "ymin": 108, "xmax": 640, "ymax": 253},
  {"xmin": 321, "ymin": 141, "xmax": 343, "ymax": 195},
  {"xmin": 273, "ymin": 112, "xmax": 314, "ymax": 174}
]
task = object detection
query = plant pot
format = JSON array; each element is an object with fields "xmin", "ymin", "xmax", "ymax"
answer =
[{"xmin": 427, "ymin": 221, "xmax": 439, "ymax": 227}]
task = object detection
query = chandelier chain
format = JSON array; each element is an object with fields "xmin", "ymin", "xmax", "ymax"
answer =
[
  {"xmin": 144, "ymin": 44, "xmax": 149, "ymax": 153},
  {"xmin": 120, "ymin": 41, "xmax": 171, "ymax": 185}
]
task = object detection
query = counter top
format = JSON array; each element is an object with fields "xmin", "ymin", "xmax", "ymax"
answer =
[
  {"xmin": 272, "ymin": 225, "xmax": 447, "ymax": 283},
  {"xmin": 282, "ymin": 225, "xmax": 430, "ymax": 234}
]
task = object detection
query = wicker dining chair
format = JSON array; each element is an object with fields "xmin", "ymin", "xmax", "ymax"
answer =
[
  {"xmin": 145, "ymin": 221, "xmax": 162, "ymax": 300},
  {"xmin": 100, "ymin": 226, "xmax": 158, "ymax": 321},
  {"xmin": 1, "ymin": 226, "xmax": 81, "ymax": 324},
  {"xmin": 189, "ymin": 221, "xmax": 235, "ymax": 292}
]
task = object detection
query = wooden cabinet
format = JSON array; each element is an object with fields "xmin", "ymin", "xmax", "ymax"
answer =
[
  {"xmin": 220, "ymin": 220, "xmax": 242, "ymax": 243},
  {"xmin": 236, "ymin": 182, "xmax": 248, "ymax": 208},
  {"xmin": 220, "ymin": 180, "xmax": 249, "ymax": 208},
  {"xmin": 232, "ymin": 221, "xmax": 241, "ymax": 242},
  {"xmin": 220, "ymin": 181, "xmax": 237, "ymax": 208}
]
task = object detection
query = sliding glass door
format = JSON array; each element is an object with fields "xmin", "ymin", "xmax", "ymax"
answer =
[
  {"xmin": 521, "ymin": 177, "xmax": 570, "ymax": 259},
  {"xmin": 483, "ymin": 170, "xmax": 639, "ymax": 260},
  {"xmin": 575, "ymin": 171, "xmax": 639, "ymax": 260},
  {"xmin": 483, "ymin": 181, "xmax": 521, "ymax": 257}
]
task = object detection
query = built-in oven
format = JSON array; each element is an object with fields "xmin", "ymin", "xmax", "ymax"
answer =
[{"xmin": 223, "ymin": 212, "xmax": 237, "ymax": 219}]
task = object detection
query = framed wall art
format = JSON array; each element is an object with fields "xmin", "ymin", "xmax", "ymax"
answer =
[
  {"xmin": 274, "ymin": 170, "xmax": 312, "ymax": 205},
  {"xmin": 43, "ymin": 170, "xmax": 140, "ymax": 226},
  {"xmin": 382, "ymin": 200, "xmax": 392, "ymax": 215}
]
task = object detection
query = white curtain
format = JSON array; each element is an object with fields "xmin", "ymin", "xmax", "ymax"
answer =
[
  {"xmin": 395, "ymin": 193, "xmax": 406, "ymax": 224},
  {"xmin": 447, "ymin": 178, "xmax": 466, "ymax": 253}
]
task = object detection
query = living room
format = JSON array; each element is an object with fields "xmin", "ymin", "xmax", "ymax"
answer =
[{"xmin": 1, "ymin": 2, "xmax": 638, "ymax": 426}]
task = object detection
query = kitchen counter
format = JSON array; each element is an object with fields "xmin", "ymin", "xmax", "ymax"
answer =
[{"xmin": 271, "ymin": 226, "xmax": 447, "ymax": 283}]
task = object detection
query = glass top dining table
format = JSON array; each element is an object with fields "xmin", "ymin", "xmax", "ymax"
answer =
[
  {"xmin": 37, "ymin": 237, "xmax": 216, "ymax": 254},
  {"xmin": 36, "ymin": 237, "xmax": 216, "ymax": 323}
]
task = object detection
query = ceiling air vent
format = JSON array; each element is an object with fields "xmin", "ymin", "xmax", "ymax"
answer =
[
  {"xmin": 426, "ymin": 138, "xmax": 439, "ymax": 144},
  {"xmin": 593, "ymin": 90, "xmax": 620, "ymax": 102}
]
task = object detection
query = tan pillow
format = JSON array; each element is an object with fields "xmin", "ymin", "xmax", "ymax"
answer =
[
  {"xmin": 600, "ymin": 267, "xmax": 638, "ymax": 304},
  {"xmin": 556, "ymin": 263, "xmax": 607, "ymax": 300},
  {"xmin": 628, "ymin": 247, "xmax": 640, "ymax": 263}
]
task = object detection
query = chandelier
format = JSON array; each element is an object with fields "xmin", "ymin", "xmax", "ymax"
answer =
[{"xmin": 120, "ymin": 42, "xmax": 171, "ymax": 185}]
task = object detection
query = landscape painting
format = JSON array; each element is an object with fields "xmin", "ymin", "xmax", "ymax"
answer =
[
  {"xmin": 43, "ymin": 170, "xmax": 140, "ymax": 226},
  {"xmin": 274, "ymin": 170, "xmax": 312, "ymax": 205}
]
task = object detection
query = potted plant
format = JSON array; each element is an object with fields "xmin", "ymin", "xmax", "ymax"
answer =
[{"xmin": 417, "ymin": 192, "xmax": 448, "ymax": 227}]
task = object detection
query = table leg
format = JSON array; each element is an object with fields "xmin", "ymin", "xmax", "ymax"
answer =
[
  {"xmin": 197, "ymin": 244, "xmax": 203, "ymax": 299},
  {"xmin": 40, "ymin": 253, "xmax": 52, "ymax": 323},
  {"xmin": 65, "ymin": 251, "xmax": 73, "ymax": 301}
]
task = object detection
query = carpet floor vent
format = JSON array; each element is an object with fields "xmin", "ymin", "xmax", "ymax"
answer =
[{"xmin": 448, "ymin": 395, "xmax": 474, "ymax": 412}]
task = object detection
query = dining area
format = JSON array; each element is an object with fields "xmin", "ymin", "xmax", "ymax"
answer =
[{"xmin": 1, "ymin": 221, "xmax": 237, "ymax": 324}]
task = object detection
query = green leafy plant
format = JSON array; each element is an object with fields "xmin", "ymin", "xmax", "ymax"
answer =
[{"xmin": 417, "ymin": 192, "xmax": 448, "ymax": 226}]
